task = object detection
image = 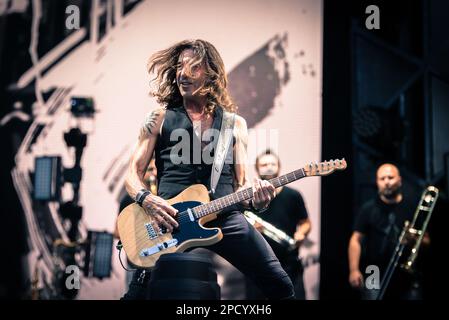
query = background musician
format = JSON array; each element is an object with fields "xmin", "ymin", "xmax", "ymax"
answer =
[
  {"xmin": 246, "ymin": 149, "xmax": 312, "ymax": 299},
  {"xmin": 348, "ymin": 163, "xmax": 430, "ymax": 300}
]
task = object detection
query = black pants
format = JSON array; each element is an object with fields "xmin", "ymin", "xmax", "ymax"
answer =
[
  {"xmin": 121, "ymin": 211, "xmax": 294, "ymax": 300},
  {"xmin": 246, "ymin": 254, "xmax": 306, "ymax": 299},
  {"xmin": 283, "ymin": 255, "xmax": 306, "ymax": 299}
]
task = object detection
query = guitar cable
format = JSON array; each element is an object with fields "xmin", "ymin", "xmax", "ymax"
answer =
[{"xmin": 116, "ymin": 241, "xmax": 137, "ymax": 272}]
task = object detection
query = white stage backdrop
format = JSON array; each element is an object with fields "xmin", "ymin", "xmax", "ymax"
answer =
[{"xmin": 14, "ymin": 0, "xmax": 322, "ymax": 299}]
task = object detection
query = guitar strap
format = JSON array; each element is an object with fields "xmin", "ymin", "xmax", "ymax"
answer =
[{"xmin": 209, "ymin": 110, "xmax": 235, "ymax": 196}]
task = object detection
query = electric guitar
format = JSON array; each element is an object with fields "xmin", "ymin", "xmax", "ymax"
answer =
[{"xmin": 117, "ymin": 159, "xmax": 347, "ymax": 268}]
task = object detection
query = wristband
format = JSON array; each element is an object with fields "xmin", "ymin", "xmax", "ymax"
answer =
[{"xmin": 135, "ymin": 189, "xmax": 151, "ymax": 207}]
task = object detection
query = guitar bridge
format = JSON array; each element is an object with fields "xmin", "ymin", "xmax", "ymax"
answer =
[
  {"xmin": 145, "ymin": 223, "xmax": 158, "ymax": 239},
  {"xmin": 139, "ymin": 239, "xmax": 178, "ymax": 257},
  {"xmin": 145, "ymin": 223, "xmax": 168, "ymax": 239}
]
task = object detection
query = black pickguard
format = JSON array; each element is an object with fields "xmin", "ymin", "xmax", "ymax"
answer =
[{"xmin": 171, "ymin": 201, "xmax": 219, "ymax": 246}]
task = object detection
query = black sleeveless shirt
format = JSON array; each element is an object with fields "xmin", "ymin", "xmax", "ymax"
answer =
[{"xmin": 154, "ymin": 106, "xmax": 238, "ymax": 212}]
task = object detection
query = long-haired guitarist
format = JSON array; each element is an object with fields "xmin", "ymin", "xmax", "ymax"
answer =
[{"xmin": 122, "ymin": 39, "xmax": 295, "ymax": 299}]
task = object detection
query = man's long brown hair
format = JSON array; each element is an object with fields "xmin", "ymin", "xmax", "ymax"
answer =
[{"xmin": 147, "ymin": 39, "xmax": 237, "ymax": 114}]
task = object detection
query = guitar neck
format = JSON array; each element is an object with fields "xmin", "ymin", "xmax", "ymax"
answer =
[{"xmin": 193, "ymin": 168, "xmax": 306, "ymax": 219}]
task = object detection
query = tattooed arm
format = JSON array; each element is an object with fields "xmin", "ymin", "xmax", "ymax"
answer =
[
  {"xmin": 125, "ymin": 108, "xmax": 163, "ymax": 199},
  {"xmin": 125, "ymin": 108, "xmax": 178, "ymax": 231},
  {"xmin": 233, "ymin": 115, "xmax": 276, "ymax": 210},
  {"xmin": 234, "ymin": 115, "xmax": 250, "ymax": 191}
]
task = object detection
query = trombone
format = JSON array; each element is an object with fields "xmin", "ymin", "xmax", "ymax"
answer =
[{"xmin": 376, "ymin": 186, "xmax": 438, "ymax": 300}]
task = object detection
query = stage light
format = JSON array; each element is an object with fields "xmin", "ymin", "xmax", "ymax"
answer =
[
  {"xmin": 353, "ymin": 107, "xmax": 382, "ymax": 139},
  {"xmin": 33, "ymin": 156, "xmax": 62, "ymax": 201},
  {"xmin": 64, "ymin": 127, "xmax": 87, "ymax": 149},
  {"xmin": 353, "ymin": 106, "xmax": 404, "ymax": 155},
  {"xmin": 59, "ymin": 201, "xmax": 83, "ymax": 241},
  {"xmin": 59, "ymin": 201, "xmax": 83, "ymax": 221},
  {"xmin": 84, "ymin": 231, "xmax": 113, "ymax": 279},
  {"xmin": 68, "ymin": 97, "xmax": 96, "ymax": 134},
  {"xmin": 63, "ymin": 166, "xmax": 82, "ymax": 184},
  {"xmin": 70, "ymin": 97, "xmax": 95, "ymax": 117}
]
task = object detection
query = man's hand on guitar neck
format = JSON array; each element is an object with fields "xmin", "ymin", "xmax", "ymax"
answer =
[
  {"xmin": 142, "ymin": 194, "xmax": 179, "ymax": 233},
  {"xmin": 252, "ymin": 178, "xmax": 276, "ymax": 210}
]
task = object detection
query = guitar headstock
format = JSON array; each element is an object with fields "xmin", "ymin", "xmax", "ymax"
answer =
[{"xmin": 303, "ymin": 158, "xmax": 347, "ymax": 177}]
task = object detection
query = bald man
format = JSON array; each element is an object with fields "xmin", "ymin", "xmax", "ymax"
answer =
[{"xmin": 348, "ymin": 163, "xmax": 425, "ymax": 300}]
